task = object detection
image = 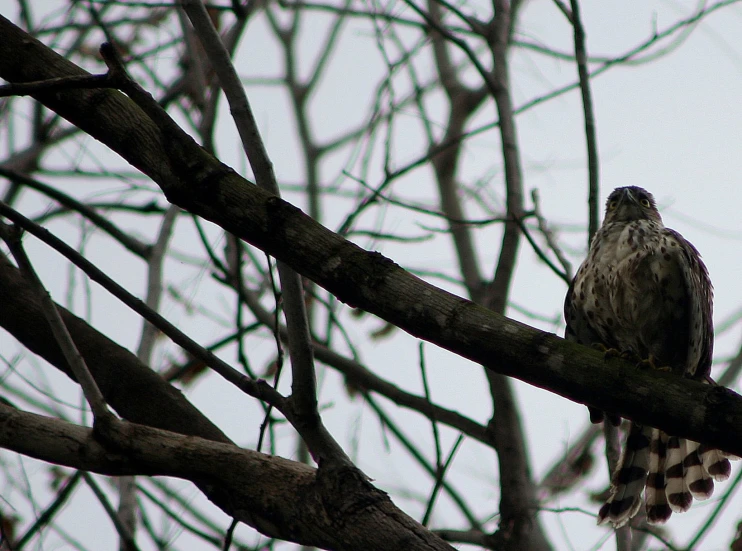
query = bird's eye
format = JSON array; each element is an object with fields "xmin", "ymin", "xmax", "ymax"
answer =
[
  {"xmin": 640, "ymin": 198, "xmax": 651, "ymax": 208},
  {"xmin": 608, "ymin": 200, "xmax": 618, "ymax": 210}
]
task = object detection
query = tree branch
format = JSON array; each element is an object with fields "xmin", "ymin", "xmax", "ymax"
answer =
[
  {"xmin": 1, "ymin": 9, "xmax": 741, "ymax": 467},
  {"xmin": 177, "ymin": 0, "xmax": 342, "ymax": 466},
  {"xmin": 566, "ymin": 0, "xmax": 600, "ymax": 242},
  {"xmin": 0, "ymin": 403, "xmax": 455, "ymax": 551},
  {"xmin": 0, "ymin": 223, "xmax": 113, "ymax": 424}
]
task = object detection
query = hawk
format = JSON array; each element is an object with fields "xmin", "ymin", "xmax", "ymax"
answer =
[{"xmin": 564, "ymin": 186, "xmax": 735, "ymax": 527}]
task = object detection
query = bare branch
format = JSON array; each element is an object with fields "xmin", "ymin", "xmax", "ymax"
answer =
[
  {"xmin": 0, "ymin": 223, "xmax": 113, "ymax": 424},
  {"xmin": 0, "ymin": 168, "xmax": 151, "ymax": 259},
  {"xmin": 0, "ymin": 202, "xmax": 288, "ymax": 414},
  {"xmin": 566, "ymin": 0, "xmax": 600, "ymax": 242},
  {"xmin": 81, "ymin": 473, "xmax": 140, "ymax": 551},
  {"xmin": 178, "ymin": 0, "xmax": 343, "ymax": 465},
  {"xmin": 0, "ymin": 403, "xmax": 457, "ymax": 550}
]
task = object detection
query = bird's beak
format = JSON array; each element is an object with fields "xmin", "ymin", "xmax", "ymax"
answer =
[{"xmin": 622, "ymin": 188, "xmax": 638, "ymax": 207}]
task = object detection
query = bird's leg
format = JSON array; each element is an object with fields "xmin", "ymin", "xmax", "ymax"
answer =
[
  {"xmin": 589, "ymin": 344, "xmax": 623, "ymax": 426},
  {"xmin": 588, "ymin": 406, "xmax": 605, "ymax": 424},
  {"xmin": 595, "ymin": 345, "xmax": 670, "ymax": 372},
  {"xmin": 587, "ymin": 406, "xmax": 621, "ymax": 426}
]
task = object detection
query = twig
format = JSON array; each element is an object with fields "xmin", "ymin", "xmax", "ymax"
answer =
[
  {"xmin": 550, "ymin": 0, "xmax": 571, "ymax": 22},
  {"xmin": 135, "ymin": 484, "xmax": 221, "ymax": 546},
  {"xmin": 510, "ymin": 208, "xmax": 570, "ymax": 284},
  {"xmin": 0, "ymin": 168, "xmax": 151, "ymax": 259},
  {"xmin": 566, "ymin": 0, "xmax": 600, "ymax": 242},
  {"xmin": 15, "ymin": 472, "xmax": 82, "ymax": 549},
  {"xmin": 422, "ymin": 434, "xmax": 465, "ymax": 527},
  {"xmin": 81, "ymin": 473, "xmax": 140, "ymax": 551},
  {"xmin": 147, "ymin": 478, "xmax": 230, "ymax": 539},
  {"xmin": 418, "ymin": 342, "xmax": 442, "ymax": 526},
  {"xmin": 179, "ymin": 0, "xmax": 345, "ymax": 465},
  {"xmin": 222, "ymin": 518, "xmax": 238, "ymax": 551},
  {"xmin": 136, "ymin": 205, "xmax": 179, "ymax": 361},
  {"xmin": 364, "ymin": 394, "xmax": 482, "ymax": 529},
  {"xmin": 0, "ymin": 223, "xmax": 112, "ymax": 423},
  {"xmin": 346, "ymin": 171, "xmax": 510, "ymax": 226},
  {"xmin": 531, "ymin": 189, "xmax": 573, "ymax": 281},
  {"xmin": 257, "ymin": 256, "xmax": 283, "ymax": 455},
  {"xmin": 280, "ymin": 0, "xmax": 478, "ymax": 36},
  {"xmin": 401, "ymin": 0, "xmax": 498, "ymax": 98},
  {"xmin": 0, "ymin": 202, "xmax": 287, "ymax": 413}
]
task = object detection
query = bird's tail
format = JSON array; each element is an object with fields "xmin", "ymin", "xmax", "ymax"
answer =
[
  {"xmin": 599, "ymin": 423, "xmax": 736, "ymax": 527},
  {"xmin": 598, "ymin": 423, "xmax": 651, "ymax": 527}
]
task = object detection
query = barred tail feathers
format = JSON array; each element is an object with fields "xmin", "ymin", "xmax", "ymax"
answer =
[
  {"xmin": 699, "ymin": 445, "xmax": 733, "ymax": 481},
  {"xmin": 684, "ymin": 440, "xmax": 714, "ymax": 500},
  {"xmin": 666, "ymin": 436, "xmax": 693, "ymax": 512},
  {"xmin": 644, "ymin": 436, "xmax": 723, "ymax": 525},
  {"xmin": 598, "ymin": 425, "xmax": 739, "ymax": 526},
  {"xmin": 645, "ymin": 429, "xmax": 670, "ymax": 523},
  {"xmin": 598, "ymin": 423, "xmax": 652, "ymax": 527}
]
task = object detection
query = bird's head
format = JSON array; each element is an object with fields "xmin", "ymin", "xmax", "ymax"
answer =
[{"xmin": 603, "ymin": 186, "xmax": 662, "ymax": 224}]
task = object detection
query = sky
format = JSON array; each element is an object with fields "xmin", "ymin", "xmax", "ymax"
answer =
[{"xmin": 2, "ymin": 0, "xmax": 742, "ymax": 550}]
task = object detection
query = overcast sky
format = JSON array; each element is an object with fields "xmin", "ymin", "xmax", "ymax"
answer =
[{"xmin": 3, "ymin": 1, "xmax": 742, "ymax": 550}]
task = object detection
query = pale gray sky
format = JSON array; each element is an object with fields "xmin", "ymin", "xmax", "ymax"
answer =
[{"xmin": 2, "ymin": 1, "xmax": 742, "ymax": 550}]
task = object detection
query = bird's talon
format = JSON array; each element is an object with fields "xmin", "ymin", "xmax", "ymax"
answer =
[
  {"xmin": 634, "ymin": 354, "xmax": 670, "ymax": 371},
  {"xmin": 592, "ymin": 343, "xmax": 621, "ymax": 360}
]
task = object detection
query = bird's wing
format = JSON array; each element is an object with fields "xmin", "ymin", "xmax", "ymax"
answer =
[{"xmin": 663, "ymin": 228, "xmax": 713, "ymax": 378}]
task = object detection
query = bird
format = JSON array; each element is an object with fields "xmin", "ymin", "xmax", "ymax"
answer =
[{"xmin": 564, "ymin": 186, "xmax": 735, "ymax": 527}]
